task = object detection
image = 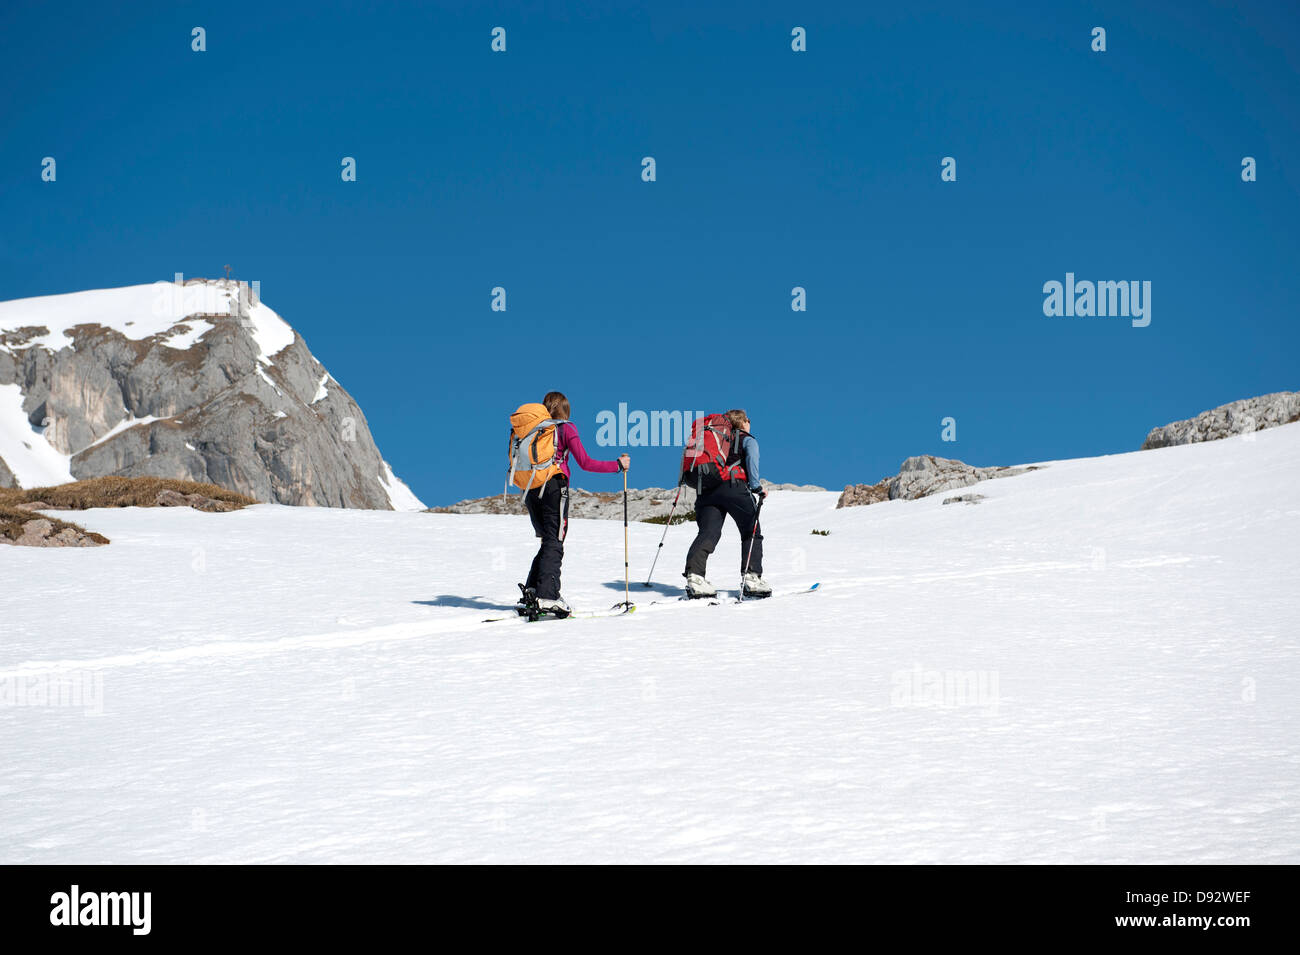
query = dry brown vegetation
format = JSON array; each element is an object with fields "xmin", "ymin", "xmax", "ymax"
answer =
[
  {"xmin": 0, "ymin": 506, "xmax": 110, "ymax": 545},
  {"xmin": 0, "ymin": 477, "xmax": 256, "ymax": 546},
  {"xmin": 0, "ymin": 476, "xmax": 257, "ymax": 510}
]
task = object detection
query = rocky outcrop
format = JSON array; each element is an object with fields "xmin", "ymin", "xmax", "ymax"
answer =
[
  {"xmin": 891, "ymin": 455, "xmax": 1039, "ymax": 501},
  {"xmin": 0, "ymin": 514, "xmax": 107, "ymax": 547},
  {"xmin": 0, "ymin": 456, "xmax": 15, "ymax": 489},
  {"xmin": 1141, "ymin": 392, "xmax": 1300, "ymax": 450},
  {"xmin": 0, "ymin": 280, "xmax": 422, "ymax": 509},
  {"xmin": 838, "ymin": 456, "xmax": 1042, "ymax": 508},
  {"xmin": 432, "ymin": 479, "xmax": 825, "ymax": 522},
  {"xmin": 431, "ymin": 487, "xmax": 690, "ymax": 522},
  {"xmin": 837, "ymin": 479, "xmax": 890, "ymax": 508},
  {"xmin": 153, "ymin": 488, "xmax": 243, "ymax": 512}
]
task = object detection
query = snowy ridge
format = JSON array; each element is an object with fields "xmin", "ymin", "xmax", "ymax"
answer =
[
  {"xmin": 0, "ymin": 280, "xmax": 292, "ymax": 361},
  {"xmin": 0, "ymin": 282, "xmax": 228, "ymax": 351},
  {"xmin": 1, "ymin": 424, "xmax": 1295, "ymax": 863}
]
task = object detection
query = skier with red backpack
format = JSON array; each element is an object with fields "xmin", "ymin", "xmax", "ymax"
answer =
[
  {"xmin": 506, "ymin": 391, "xmax": 630, "ymax": 619},
  {"xmin": 682, "ymin": 409, "xmax": 772, "ymax": 599}
]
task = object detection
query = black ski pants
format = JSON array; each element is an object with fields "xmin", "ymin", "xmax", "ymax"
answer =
[
  {"xmin": 685, "ymin": 480, "xmax": 763, "ymax": 578},
  {"xmin": 524, "ymin": 475, "xmax": 569, "ymax": 599}
]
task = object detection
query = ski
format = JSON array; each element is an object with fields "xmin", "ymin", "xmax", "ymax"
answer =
[
  {"xmin": 741, "ymin": 580, "xmax": 820, "ymax": 602},
  {"xmin": 482, "ymin": 605, "xmax": 636, "ymax": 624},
  {"xmin": 647, "ymin": 581, "xmax": 820, "ymax": 607},
  {"xmin": 481, "ymin": 582, "xmax": 818, "ymax": 624}
]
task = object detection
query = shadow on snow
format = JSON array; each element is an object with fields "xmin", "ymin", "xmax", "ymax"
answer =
[{"xmin": 414, "ymin": 595, "xmax": 516, "ymax": 611}]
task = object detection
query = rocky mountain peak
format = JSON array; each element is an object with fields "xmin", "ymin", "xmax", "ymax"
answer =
[{"xmin": 0, "ymin": 279, "xmax": 423, "ymax": 509}]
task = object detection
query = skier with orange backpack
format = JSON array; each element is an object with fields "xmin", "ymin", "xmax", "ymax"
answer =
[
  {"xmin": 682, "ymin": 409, "xmax": 772, "ymax": 599},
  {"xmin": 506, "ymin": 391, "xmax": 630, "ymax": 618}
]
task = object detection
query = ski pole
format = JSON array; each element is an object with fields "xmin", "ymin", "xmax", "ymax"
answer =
[
  {"xmin": 740, "ymin": 493, "xmax": 763, "ymax": 601},
  {"xmin": 643, "ymin": 483, "xmax": 683, "ymax": 587},
  {"xmin": 608, "ymin": 466, "xmax": 635, "ymax": 612},
  {"xmin": 622, "ymin": 467, "xmax": 631, "ymax": 608}
]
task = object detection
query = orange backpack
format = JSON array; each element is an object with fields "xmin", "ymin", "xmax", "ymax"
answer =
[{"xmin": 505, "ymin": 403, "xmax": 565, "ymax": 497}]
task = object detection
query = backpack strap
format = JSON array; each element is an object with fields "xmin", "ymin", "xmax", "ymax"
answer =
[
  {"xmin": 505, "ymin": 427, "xmax": 520, "ymax": 499},
  {"xmin": 528, "ymin": 419, "xmax": 565, "ymax": 467},
  {"xmin": 557, "ymin": 480, "xmax": 570, "ymax": 541},
  {"xmin": 551, "ymin": 420, "xmax": 569, "ymax": 467},
  {"xmin": 722, "ymin": 429, "xmax": 754, "ymax": 479}
]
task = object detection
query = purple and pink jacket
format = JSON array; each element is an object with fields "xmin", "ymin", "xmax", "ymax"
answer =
[{"xmin": 555, "ymin": 422, "xmax": 619, "ymax": 479}]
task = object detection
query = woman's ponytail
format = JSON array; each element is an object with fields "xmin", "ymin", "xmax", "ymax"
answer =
[{"xmin": 543, "ymin": 391, "xmax": 571, "ymax": 421}]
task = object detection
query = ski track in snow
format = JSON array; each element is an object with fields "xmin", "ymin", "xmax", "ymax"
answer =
[{"xmin": 1, "ymin": 425, "xmax": 1298, "ymax": 863}]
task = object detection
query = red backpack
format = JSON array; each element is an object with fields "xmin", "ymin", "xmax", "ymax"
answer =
[{"xmin": 681, "ymin": 413, "xmax": 747, "ymax": 490}]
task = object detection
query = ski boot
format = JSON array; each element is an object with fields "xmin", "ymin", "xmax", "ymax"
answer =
[
  {"xmin": 536, "ymin": 596, "xmax": 572, "ymax": 619},
  {"xmin": 684, "ymin": 573, "xmax": 717, "ymax": 599},
  {"xmin": 742, "ymin": 572, "xmax": 772, "ymax": 598}
]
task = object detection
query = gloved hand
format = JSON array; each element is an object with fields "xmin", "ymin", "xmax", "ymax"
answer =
[{"xmin": 750, "ymin": 486, "xmax": 766, "ymax": 504}]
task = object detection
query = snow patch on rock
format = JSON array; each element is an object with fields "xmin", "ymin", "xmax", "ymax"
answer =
[
  {"xmin": 0, "ymin": 383, "xmax": 74, "ymax": 487},
  {"xmin": 159, "ymin": 319, "xmax": 213, "ymax": 350},
  {"xmin": 256, "ymin": 366, "xmax": 283, "ymax": 398},
  {"xmin": 84, "ymin": 415, "xmax": 163, "ymax": 450},
  {"xmin": 246, "ymin": 302, "xmax": 296, "ymax": 365},
  {"xmin": 379, "ymin": 461, "xmax": 426, "ymax": 511}
]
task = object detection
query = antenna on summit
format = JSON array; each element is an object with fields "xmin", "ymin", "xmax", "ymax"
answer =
[{"xmin": 224, "ymin": 264, "xmax": 232, "ymax": 280}]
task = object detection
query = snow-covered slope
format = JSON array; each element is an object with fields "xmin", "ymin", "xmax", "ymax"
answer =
[
  {"xmin": 1, "ymin": 425, "xmax": 1296, "ymax": 863},
  {"xmin": 0, "ymin": 280, "xmax": 424, "ymax": 510}
]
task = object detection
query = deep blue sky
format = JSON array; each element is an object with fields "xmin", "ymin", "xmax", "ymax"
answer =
[{"xmin": 2, "ymin": 0, "xmax": 1296, "ymax": 504}]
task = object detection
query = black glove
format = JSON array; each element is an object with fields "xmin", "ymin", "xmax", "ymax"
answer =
[{"xmin": 750, "ymin": 486, "xmax": 766, "ymax": 503}]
